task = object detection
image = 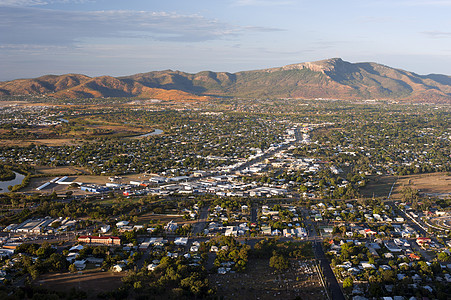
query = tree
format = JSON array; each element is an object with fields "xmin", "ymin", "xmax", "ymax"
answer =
[
  {"xmin": 437, "ymin": 251, "xmax": 450, "ymax": 262},
  {"xmin": 269, "ymin": 253, "xmax": 289, "ymax": 271},
  {"xmin": 69, "ymin": 264, "xmax": 77, "ymax": 273},
  {"xmin": 343, "ymin": 277, "xmax": 353, "ymax": 290}
]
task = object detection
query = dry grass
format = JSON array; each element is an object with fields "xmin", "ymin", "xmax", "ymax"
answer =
[
  {"xmin": 210, "ymin": 259, "xmax": 325, "ymax": 300},
  {"xmin": 393, "ymin": 173, "xmax": 451, "ymax": 199},
  {"xmin": 138, "ymin": 213, "xmax": 188, "ymax": 225},
  {"xmin": 360, "ymin": 175, "xmax": 398, "ymax": 198},
  {"xmin": 0, "ymin": 138, "xmax": 80, "ymax": 147},
  {"xmin": 361, "ymin": 173, "xmax": 450, "ymax": 200},
  {"xmin": 35, "ymin": 166, "xmax": 90, "ymax": 175},
  {"xmin": 37, "ymin": 267, "xmax": 124, "ymax": 298}
]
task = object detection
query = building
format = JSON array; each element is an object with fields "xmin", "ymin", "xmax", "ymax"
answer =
[
  {"xmin": 78, "ymin": 235, "xmax": 121, "ymax": 246},
  {"xmin": 80, "ymin": 184, "xmax": 109, "ymax": 193}
]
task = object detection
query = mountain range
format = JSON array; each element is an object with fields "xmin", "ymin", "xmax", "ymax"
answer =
[{"xmin": 1, "ymin": 58, "xmax": 450, "ymax": 104}]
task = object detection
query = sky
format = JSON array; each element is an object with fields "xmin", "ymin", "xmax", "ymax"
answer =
[{"xmin": 1, "ymin": 0, "xmax": 451, "ymax": 81}]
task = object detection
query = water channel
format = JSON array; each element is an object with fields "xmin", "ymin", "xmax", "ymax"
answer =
[{"xmin": 0, "ymin": 172, "xmax": 25, "ymax": 193}]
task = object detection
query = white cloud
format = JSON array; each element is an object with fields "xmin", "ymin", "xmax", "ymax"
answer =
[
  {"xmin": 0, "ymin": 0, "xmax": 90, "ymax": 5},
  {"xmin": 0, "ymin": 0, "xmax": 47, "ymax": 6},
  {"xmin": 370, "ymin": 0, "xmax": 451, "ymax": 7},
  {"xmin": 421, "ymin": 31, "xmax": 451, "ymax": 38},
  {"xmin": 233, "ymin": 0, "xmax": 295, "ymax": 7},
  {"xmin": 0, "ymin": 7, "xmax": 243, "ymax": 45},
  {"xmin": 0, "ymin": 6, "xmax": 282, "ymax": 46}
]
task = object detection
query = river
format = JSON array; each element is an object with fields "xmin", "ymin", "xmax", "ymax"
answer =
[
  {"xmin": 0, "ymin": 172, "xmax": 25, "ymax": 193},
  {"xmin": 136, "ymin": 129, "xmax": 164, "ymax": 138}
]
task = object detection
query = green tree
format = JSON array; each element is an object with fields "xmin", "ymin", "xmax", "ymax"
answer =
[
  {"xmin": 343, "ymin": 277, "xmax": 353, "ymax": 290},
  {"xmin": 269, "ymin": 253, "xmax": 289, "ymax": 271}
]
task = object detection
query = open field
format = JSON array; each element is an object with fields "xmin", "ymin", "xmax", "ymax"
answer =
[
  {"xmin": 360, "ymin": 175, "xmax": 398, "ymax": 198},
  {"xmin": 394, "ymin": 173, "xmax": 451, "ymax": 199},
  {"xmin": 21, "ymin": 172, "xmax": 152, "ymax": 193},
  {"xmin": 210, "ymin": 259, "xmax": 325, "ymax": 300},
  {"xmin": 361, "ymin": 173, "xmax": 450, "ymax": 200},
  {"xmin": 36, "ymin": 267, "xmax": 124, "ymax": 298},
  {"xmin": 138, "ymin": 212, "xmax": 190, "ymax": 225},
  {"xmin": 0, "ymin": 138, "xmax": 80, "ymax": 147},
  {"xmin": 35, "ymin": 166, "xmax": 90, "ymax": 175}
]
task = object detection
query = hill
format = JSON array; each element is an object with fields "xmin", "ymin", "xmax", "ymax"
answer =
[{"xmin": 1, "ymin": 58, "xmax": 450, "ymax": 103}]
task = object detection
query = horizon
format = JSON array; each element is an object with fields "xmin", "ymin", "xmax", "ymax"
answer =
[
  {"xmin": 2, "ymin": 1, "xmax": 451, "ymax": 81},
  {"xmin": 3, "ymin": 57, "xmax": 451, "ymax": 82}
]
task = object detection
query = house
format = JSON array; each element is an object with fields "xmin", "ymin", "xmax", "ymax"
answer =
[
  {"xmin": 416, "ymin": 237, "xmax": 431, "ymax": 247},
  {"xmin": 77, "ymin": 236, "xmax": 121, "ymax": 246},
  {"xmin": 164, "ymin": 220, "xmax": 178, "ymax": 232},
  {"xmin": 174, "ymin": 237, "xmax": 188, "ymax": 246},
  {"xmin": 100, "ymin": 225, "xmax": 110, "ymax": 233},
  {"xmin": 271, "ymin": 229, "xmax": 281, "ymax": 236},
  {"xmin": 225, "ymin": 226, "xmax": 238, "ymax": 236},
  {"xmin": 283, "ymin": 228, "xmax": 296, "ymax": 238},
  {"xmin": 69, "ymin": 245, "xmax": 84, "ymax": 252},
  {"xmin": 74, "ymin": 259, "xmax": 86, "ymax": 270},
  {"xmin": 384, "ymin": 241, "xmax": 402, "ymax": 253},
  {"xmin": 112, "ymin": 264, "xmax": 125, "ymax": 272},
  {"xmin": 116, "ymin": 221, "xmax": 129, "ymax": 227}
]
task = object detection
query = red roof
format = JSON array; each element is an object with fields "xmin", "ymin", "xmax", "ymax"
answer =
[{"xmin": 79, "ymin": 235, "xmax": 120, "ymax": 240}]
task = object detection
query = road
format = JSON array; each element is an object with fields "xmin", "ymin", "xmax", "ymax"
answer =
[
  {"xmin": 191, "ymin": 206, "xmax": 209, "ymax": 236},
  {"xmin": 304, "ymin": 208, "xmax": 345, "ymax": 300},
  {"xmin": 313, "ymin": 241, "xmax": 345, "ymax": 300},
  {"xmin": 250, "ymin": 205, "xmax": 257, "ymax": 223}
]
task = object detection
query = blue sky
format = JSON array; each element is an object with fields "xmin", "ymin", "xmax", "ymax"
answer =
[{"xmin": 1, "ymin": 0, "xmax": 451, "ymax": 81}]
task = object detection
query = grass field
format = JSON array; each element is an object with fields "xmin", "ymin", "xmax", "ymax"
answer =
[
  {"xmin": 37, "ymin": 267, "xmax": 124, "ymax": 299},
  {"xmin": 0, "ymin": 138, "xmax": 80, "ymax": 147},
  {"xmin": 394, "ymin": 173, "xmax": 451, "ymax": 199},
  {"xmin": 361, "ymin": 173, "xmax": 450, "ymax": 200},
  {"xmin": 210, "ymin": 259, "xmax": 325, "ymax": 300},
  {"xmin": 35, "ymin": 166, "xmax": 90, "ymax": 175},
  {"xmin": 138, "ymin": 212, "xmax": 191, "ymax": 225}
]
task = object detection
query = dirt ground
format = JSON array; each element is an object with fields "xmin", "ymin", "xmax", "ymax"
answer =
[
  {"xmin": 138, "ymin": 212, "xmax": 191, "ymax": 225},
  {"xmin": 361, "ymin": 173, "xmax": 450, "ymax": 199},
  {"xmin": 210, "ymin": 259, "xmax": 326, "ymax": 300},
  {"xmin": 360, "ymin": 175, "xmax": 398, "ymax": 198},
  {"xmin": 21, "ymin": 172, "xmax": 153, "ymax": 193},
  {"xmin": 0, "ymin": 138, "xmax": 80, "ymax": 147},
  {"xmin": 35, "ymin": 166, "xmax": 90, "ymax": 175},
  {"xmin": 36, "ymin": 267, "xmax": 124, "ymax": 298},
  {"xmin": 394, "ymin": 173, "xmax": 451, "ymax": 198}
]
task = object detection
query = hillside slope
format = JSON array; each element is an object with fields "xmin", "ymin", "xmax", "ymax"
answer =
[{"xmin": 1, "ymin": 58, "xmax": 450, "ymax": 103}]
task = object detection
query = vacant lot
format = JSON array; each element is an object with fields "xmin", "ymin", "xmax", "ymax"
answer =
[
  {"xmin": 361, "ymin": 175, "xmax": 398, "ymax": 198},
  {"xmin": 0, "ymin": 138, "xmax": 80, "ymax": 147},
  {"xmin": 210, "ymin": 259, "xmax": 326, "ymax": 300},
  {"xmin": 138, "ymin": 212, "xmax": 188, "ymax": 225},
  {"xmin": 35, "ymin": 166, "xmax": 90, "ymax": 175},
  {"xmin": 394, "ymin": 173, "xmax": 451, "ymax": 199},
  {"xmin": 361, "ymin": 173, "xmax": 450, "ymax": 199},
  {"xmin": 37, "ymin": 267, "xmax": 124, "ymax": 298}
]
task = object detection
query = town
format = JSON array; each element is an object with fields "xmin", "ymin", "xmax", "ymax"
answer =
[{"xmin": 0, "ymin": 98, "xmax": 449, "ymax": 300}]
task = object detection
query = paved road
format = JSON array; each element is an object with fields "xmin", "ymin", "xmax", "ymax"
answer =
[
  {"xmin": 304, "ymin": 208, "xmax": 345, "ymax": 300},
  {"xmin": 191, "ymin": 206, "xmax": 209, "ymax": 236},
  {"xmin": 250, "ymin": 205, "xmax": 257, "ymax": 223},
  {"xmin": 313, "ymin": 241, "xmax": 346, "ymax": 300}
]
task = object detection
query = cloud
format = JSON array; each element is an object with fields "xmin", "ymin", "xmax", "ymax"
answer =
[
  {"xmin": 404, "ymin": 0, "xmax": 451, "ymax": 6},
  {"xmin": 243, "ymin": 26, "xmax": 285, "ymax": 32},
  {"xmin": 0, "ymin": 0, "xmax": 90, "ymax": 6},
  {"xmin": 371, "ymin": 0, "xmax": 451, "ymax": 7},
  {"xmin": 0, "ymin": 7, "xmax": 246, "ymax": 45},
  {"xmin": 421, "ymin": 31, "xmax": 451, "ymax": 38},
  {"xmin": 233, "ymin": 0, "xmax": 295, "ymax": 7},
  {"xmin": 0, "ymin": 0, "xmax": 48, "ymax": 6}
]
